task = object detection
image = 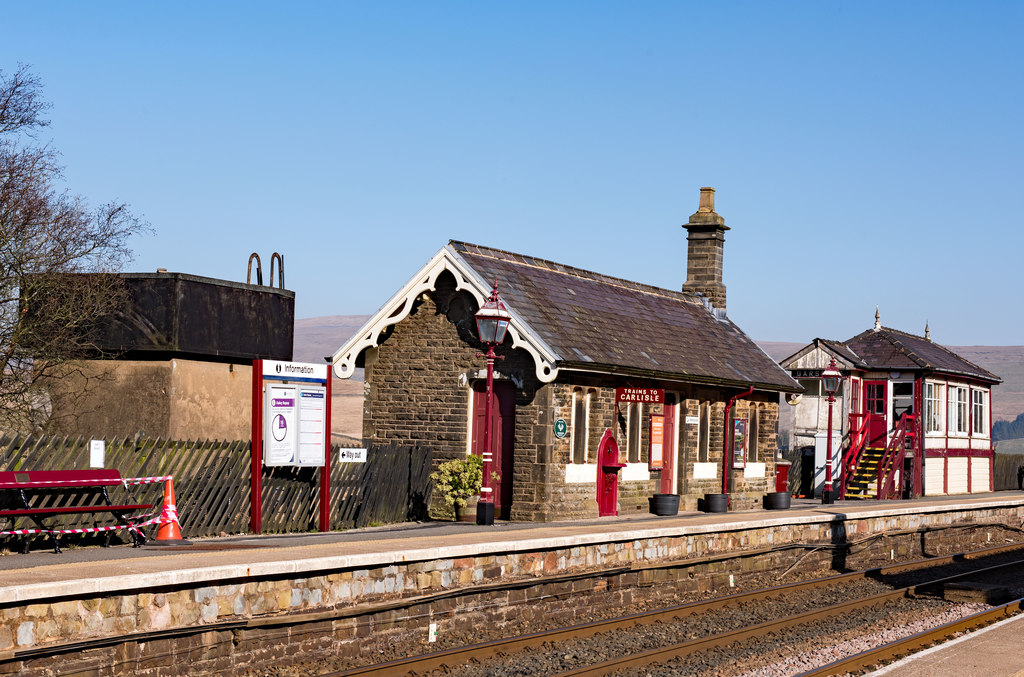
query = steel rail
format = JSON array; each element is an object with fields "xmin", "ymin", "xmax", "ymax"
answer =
[
  {"xmin": 796, "ymin": 598, "xmax": 1024, "ymax": 676},
  {"xmin": 328, "ymin": 542, "xmax": 1024, "ymax": 677},
  {"xmin": 552, "ymin": 559, "xmax": 1024, "ymax": 677}
]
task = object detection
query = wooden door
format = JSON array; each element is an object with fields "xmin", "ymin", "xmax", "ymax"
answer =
[
  {"xmin": 472, "ymin": 381, "xmax": 516, "ymax": 519},
  {"xmin": 864, "ymin": 381, "xmax": 887, "ymax": 448}
]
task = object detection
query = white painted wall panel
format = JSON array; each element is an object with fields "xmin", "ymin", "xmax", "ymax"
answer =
[
  {"xmin": 947, "ymin": 458, "xmax": 969, "ymax": 494},
  {"xmin": 925, "ymin": 458, "xmax": 945, "ymax": 495},
  {"xmin": 971, "ymin": 457, "xmax": 991, "ymax": 492},
  {"xmin": 565, "ymin": 463, "xmax": 596, "ymax": 484},
  {"xmin": 692, "ymin": 462, "xmax": 717, "ymax": 480}
]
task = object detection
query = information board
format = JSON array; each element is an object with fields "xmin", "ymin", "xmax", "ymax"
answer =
[
  {"xmin": 251, "ymin": 358, "xmax": 333, "ymax": 534},
  {"xmin": 260, "ymin": 360, "xmax": 330, "ymax": 468}
]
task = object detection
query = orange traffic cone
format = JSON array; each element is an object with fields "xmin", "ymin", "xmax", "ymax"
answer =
[{"xmin": 150, "ymin": 478, "xmax": 191, "ymax": 546}]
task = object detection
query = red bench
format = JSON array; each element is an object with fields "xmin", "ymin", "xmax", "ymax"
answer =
[{"xmin": 0, "ymin": 469, "xmax": 154, "ymax": 553}]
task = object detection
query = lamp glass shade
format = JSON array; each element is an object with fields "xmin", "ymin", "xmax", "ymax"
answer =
[
  {"xmin": 821, "ymin": 358, "xmax": 842, "ymax": 396},
  {"xmin": 474, "ymin": 294, "xmax": 511, "ymax": 345},
  {"xmin": 476, "ymin": 317, "xmax": 498, "ymax": 343}
]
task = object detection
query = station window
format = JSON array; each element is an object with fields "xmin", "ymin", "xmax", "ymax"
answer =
[
  {"xmin": 748, "ymin": 406, "xmax": 759, "ymax": 462},
  {"xmin": 570, "ymin": 388, "xmax": 590, "ymax": 464},
  {"xmin": 972, "ymin": 390, "xmax": 988, "ymax": 437},
  {"xmin": 698, "ymin": 402, "xmax": 711, "ymax": 463},
  {"xmin": 626, "ymin": 403, "xmax": 642, "ymax": 463},
  {"xmin": 948, "ymin": 386, "xmax": 968, "ymax": 435},
  {"xmin": 925, "ymin": 382, "xmax": 944, "ymax": 433}
]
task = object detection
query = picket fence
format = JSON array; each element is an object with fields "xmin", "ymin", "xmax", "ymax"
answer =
[{"xmin": 0, "ymin": 434, "xmax": 432, "ymax": 547}]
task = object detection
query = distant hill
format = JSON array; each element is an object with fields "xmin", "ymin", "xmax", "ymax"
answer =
[
  {"xmin": 293, "ymin": 315, "xmax": 371, "ymax": 367},
  {"xmin": 291, "ymin": 318, "xmax": 1024, "ymax": 424}
]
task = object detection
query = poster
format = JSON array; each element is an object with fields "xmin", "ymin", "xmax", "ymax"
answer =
[
  {"xmin": 265, "ymin": 385, "xmax": 297, "ymax": 465},
  {"xmin": 296, "ymin": 387, "xmax": 327, "ymax": 466},
  {"xmin": 732, "ymin": 418, "xmax": 747, "ymax": 469},
  {"xmin": 649, "ymin": 414, "xmax": 664, "ymax": 469}
]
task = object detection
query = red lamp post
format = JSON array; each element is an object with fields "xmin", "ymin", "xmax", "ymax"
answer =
[
  {"xmin": 474, "ymin": 281, "xmax": 511, "ymax": 526},
  {"xmin": 821, "ymin": 356, "xmax": 842, "ymax": 505}
]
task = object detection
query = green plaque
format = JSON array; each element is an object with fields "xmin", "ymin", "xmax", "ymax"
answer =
[{"xmin": 553, "ymin": 418, "xmax": 568, "ymax": 439}]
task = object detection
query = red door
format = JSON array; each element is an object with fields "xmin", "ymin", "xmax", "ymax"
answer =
[
  {"xmin": 472, "ymin": 381, "xmax": 515, "ymax": 519},
  {"xmin": 864, "ymin": 381, "xmax": 887, "ymax": 448},
  {"xmin": 660, "ymin": 395, "xmax": 676, "ymax": 494},
  {"xmin": 596, "ymin": 430, "xmax": 625, "ymax": 516}
]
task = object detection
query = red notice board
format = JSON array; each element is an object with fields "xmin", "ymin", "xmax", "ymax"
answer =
[{"xmin": 649, "ymin": 414, "xmax": 664, "ymax": 470}]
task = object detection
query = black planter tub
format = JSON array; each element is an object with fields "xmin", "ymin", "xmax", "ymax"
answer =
[
  {"xmin": 763, "ymin": 491, "xmax": 791, "ymax": 510},
  {"xmin": 703, "ymin": 493, "xmax": 728, "ymax": 513},
  {"xmin": 649, "ymin": 493, "xmax": 680, "ymax": 516}
]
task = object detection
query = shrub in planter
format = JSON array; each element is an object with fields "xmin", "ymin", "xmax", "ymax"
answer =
[{"xmin": 429, "ymin": 454, "xmax": 483, "ymax": 519}]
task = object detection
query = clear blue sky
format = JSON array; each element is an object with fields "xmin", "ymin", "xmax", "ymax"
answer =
[{"xmin": 4, "ymin": 2, "xmax": 1022, "ymax": 345}]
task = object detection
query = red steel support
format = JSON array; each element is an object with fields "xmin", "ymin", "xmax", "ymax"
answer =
[
  {"xmin": 250, "ymin": 359, "xmax": 264, "ymax": 534},
  {"xmin": 319, "ymin": 374, "xmax": 333, "ymax": 532}
]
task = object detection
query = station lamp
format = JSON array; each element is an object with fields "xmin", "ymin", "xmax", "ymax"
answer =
[{"xmin": 473, "ymin": 281, "xmax": 512, "ymax": 525}]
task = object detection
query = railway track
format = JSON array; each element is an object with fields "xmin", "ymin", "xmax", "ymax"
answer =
[{"xmin": 330, "ymin": 542, "xmax": 1024, "ymax": 677}]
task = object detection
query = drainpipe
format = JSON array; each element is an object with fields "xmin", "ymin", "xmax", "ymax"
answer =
[{"xmin": 722, "ymin": 386, "xmax": 755, "ymax": 494}]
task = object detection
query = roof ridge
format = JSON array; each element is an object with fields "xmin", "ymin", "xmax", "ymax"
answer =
[
  {"xmin": 864, "ymin": 326, "xmax": 1000, "ymax": 381},
  {"xmin": 449, "ymin": 240, "xmax": 704, "ymax": 307},
  {"xmin": 889, "ymin": 327, "xmax": 1001, "ymax": 380},
  {"xmin": 877, "ymin": 327, "xmax": 930, "ymax": 369}
]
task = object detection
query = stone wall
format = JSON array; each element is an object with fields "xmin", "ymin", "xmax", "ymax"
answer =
[
  {"xmin": 3, "ymin": 500, "xmax": 1021, "ymax": 676},
  {"xmin": 45, "ymin": 359, "xmax": 253, "ymax": 441}
]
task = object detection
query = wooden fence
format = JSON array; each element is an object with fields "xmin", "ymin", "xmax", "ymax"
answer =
[
  {"xmin": 994, "ymin": 452, "xmax": 1024, "ymax": 491},
  {"xmin": 0, "ymin": 435, "xmax": 432, "ymax": 547}
]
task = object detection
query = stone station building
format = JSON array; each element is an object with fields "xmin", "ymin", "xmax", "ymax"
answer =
[{"xmin": 332, "ymin": 188, "xmax": 800, "ymax": 520}]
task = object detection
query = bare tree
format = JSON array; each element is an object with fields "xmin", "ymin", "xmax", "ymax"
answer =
[{"xmin": 0, "ymin": 65, "xmax": 147, "ymax": 431}]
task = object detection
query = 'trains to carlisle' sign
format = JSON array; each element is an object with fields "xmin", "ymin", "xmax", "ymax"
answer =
[{"xmin": 615, "ymin": 388, "xmax": 665, "ymax": 404}]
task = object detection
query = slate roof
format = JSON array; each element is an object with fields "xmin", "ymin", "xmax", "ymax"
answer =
[
  {"xmin": 448, "ymin": 241, "xmax": 799, "ymax": 392},
  {"xmin": 838, "ymin": 327, "xmax": 1001, "ymax": 384}
]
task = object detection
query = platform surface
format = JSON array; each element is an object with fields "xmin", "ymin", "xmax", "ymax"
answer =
[
  {"xmin": 870, "ymin": 613, "xmax": 1024, "ymax": 677},
  {"xmin": 2, "ymin": 492, "xmax": 1022, "ymax": 604}
]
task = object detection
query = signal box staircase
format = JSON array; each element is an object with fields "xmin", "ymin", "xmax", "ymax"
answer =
[{"xmin": 840, "ymin": 413, "xmax": 917, "ymax": 500}]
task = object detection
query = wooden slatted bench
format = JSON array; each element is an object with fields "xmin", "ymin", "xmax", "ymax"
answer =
[{"xmin": 0, "ymin": 469, "xmax": 154, "ymax": 553}]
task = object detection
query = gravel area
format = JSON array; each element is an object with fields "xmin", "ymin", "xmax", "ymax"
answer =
[{"xmin": 240, "ymin": 545, "xmax": 1024, "ymax": 677}]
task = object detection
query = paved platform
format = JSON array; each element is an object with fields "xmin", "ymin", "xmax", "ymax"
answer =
[{"xmin": 2, "ymin": 492, "xmax": 1022, "ymax": 605}]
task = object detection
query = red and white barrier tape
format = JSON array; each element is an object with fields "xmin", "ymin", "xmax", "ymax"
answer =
[
  {"xmin": 0, "ymin": 475, "xmax": 173, "ymax": 489},
  {"xmin": 0, "ymin": 476, "xmax": 173, "ymax": 538},
  {"xmin": 0, "ymin": 513, "xmax": 160, "ymax": 538},
  {"xmin": 122, "ymin": 475, "xmax": 174, "ymax": 486}
]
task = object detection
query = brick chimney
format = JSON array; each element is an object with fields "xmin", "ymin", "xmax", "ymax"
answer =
[{"xmin": 682, "ymin": 186, "xmax": 729, "ymax": 311}]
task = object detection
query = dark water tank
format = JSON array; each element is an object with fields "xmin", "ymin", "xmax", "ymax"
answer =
[{"xmin": 98, "ymin": 272, "xmax": 294, "ymax": 362}]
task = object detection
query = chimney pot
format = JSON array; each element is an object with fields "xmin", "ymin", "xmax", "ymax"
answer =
[{"xmin": 698, "ymin": 187, "xmax": 715, "ymax": 213}]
